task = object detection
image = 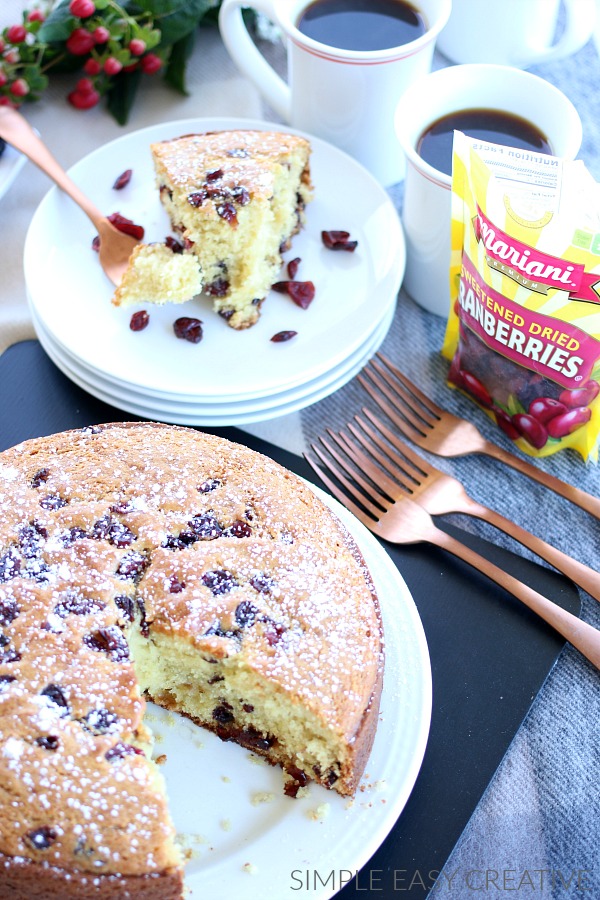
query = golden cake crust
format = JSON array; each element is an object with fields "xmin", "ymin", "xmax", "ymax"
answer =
[{"xmin": 0, "ymin": 422, "xmax": 383, "ymax": 895}]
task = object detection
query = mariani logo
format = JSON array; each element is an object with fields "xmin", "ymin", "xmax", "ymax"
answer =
[{"xmin": 472, "ymin": 210, "xmax": 600, "ymax": 305}]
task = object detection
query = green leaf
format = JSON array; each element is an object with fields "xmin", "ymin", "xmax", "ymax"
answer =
[
  {"xmin": 134, "ymin": 0, "xmax": 216, "ymax": 47},
  {"xmin": 38, "ymin": 0, "xmax": 76, "ymax": 44},
  {"xmin": 106, "ymin": 67, "xmax": 143, "ymax": 125},
  {"xmin": 164, "ymin": 30, "xmax": 194, "ymax": 94}
]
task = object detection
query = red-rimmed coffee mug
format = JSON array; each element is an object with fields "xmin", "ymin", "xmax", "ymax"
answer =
[{"xmin": 219, "ymin": 0, "xmax": 451, "ymax": 185}]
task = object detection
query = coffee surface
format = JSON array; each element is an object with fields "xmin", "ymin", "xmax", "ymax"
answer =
[
  {"xmin": 297, "ymin": 0, "xmax": 426, "ymax": 51},
  {"xmin": 417, "ymin": 109, "xmax": 552, "ymax": 177}
]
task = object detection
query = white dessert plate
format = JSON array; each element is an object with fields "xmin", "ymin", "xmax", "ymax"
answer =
[
  {"xmin": 32, "ymin": 303, "xmax": 394, "ymax": 426},
  {"xmin": 25, "ymin": 116, "xmax": 404, "ymax": 401},
  {"xmin": 0, "ymin": 140, "xmax": 27, "ymax": 200},
  {"xmin": 147, "ymin": 483, "xmax": 432, "ymax": 900}
]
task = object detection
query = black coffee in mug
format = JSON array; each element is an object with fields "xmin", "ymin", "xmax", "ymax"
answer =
[
  {"xmin": 417, "ymin": 108, "xmax": 552, "ymax": 177},
  {"xmin": 297, "ymin": 0, "xmax": 426, "ymax": 52}
]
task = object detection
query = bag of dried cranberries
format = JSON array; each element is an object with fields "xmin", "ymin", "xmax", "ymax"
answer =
[{"xmin": 442, "ymin": 132, "xmax": 600, "ymax": 461}]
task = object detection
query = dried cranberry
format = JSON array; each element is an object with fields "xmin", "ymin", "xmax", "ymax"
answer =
[
  {"xmin": 235, "ymin": 601, "xmax": 259, "ymax": 627},
  {"xmin": 35, "ymin": 735, "xmax": 59, "ymax": 750},
  {"xmin": 39, "ymin": 494, "xmax": 67, "ymax": 510},
  {"xmin": 62, "ymin": 526, "xmax": 88, "ymax": 546},
  {"xmin": 202, "ymin": 569, "xmax": 237, "ymax": 595},
  {"xmin": 31, "ymin": 468, "xmax": 50, "ymax": 488},
  {"xmin": 321, "ymin": 230, "xmax": 358, "ymax": 251},
  {"xmin": 0, "ymin": 675, "xmax": 16, "ymax": 690},
  {"xmin": 287, "ymin": 257, "xmax": 301, "ymax": 279},
  {"xmin": 216, "ymin": 202, "xmax": 238, "ymax": 225},
  {"xmin": 460, "ymin": 371, "xmax": 493, "ymax": 408},
  {"xmin": 105, "ymin": 741, "xmax": 144, "ymax": 762},
  {"xmin": 81, "ymin": 708, "xmax": 119, "ymax": 734},
  {"xmin": 264, "ymin": 619, "xmax": 286, "ymax": 646},
  {"xmin": 187, "ymin": 189, "xmax": 208, "ymax": 208},
  {"xmin": 0, "ymin": 648, "xmax": 21, "ymax": 664},
  {"xmin": 231, "ymin": 185, "xmax": 250, "ymax": 205},
  {"xmin": 224, "ymin": 520, "xmax": 252, "ymax": 538},
  {"xmin": 249, "ymin": 573, "xmax": 274, "ymax": 594},
  {"xmin": 116, "ymin": 551, "xmax": 148, "ymax": 579},
  {"xmin": 0, "ymin": 553, "xmax": 21, "ymax": 584},
  {"xmin": 493, "ymin": 408, "xmax": 520, "ymax": 441},
  {"xmin": 271, "ymin": 331, "xmax": 297, "ymax": 343},
  {"xmin": 174, "ymin": 317, "xmax": 203, "ymax": 344},
  {"xmin": 113, "ymin": 169, "xmax": 132, "ymax": 190},
  {"xmin": 197, "ymin": 478, "xmax": 221, "ymax": 493},
  {"xmin": 206, "ymin": 168, "xmax": 224, "ymax": 182},
  {"xmin": 130, "ymin": 310, "xmax": 149, "ymax": 332},
  {"xmin": 54, "ymin": 591, "xmax": 105, "ymax": 618},
  {"xmin": 114, "ymin": 594, "xmax": 135, "ymax": 622},
  {"xmin": 24, "ymin": 826, "xmax": 57, "ymax": 851},
  {"xmin": 188, "ymin": 513, "xmax": 222, "ymax": 540},
  {"xmin": 40, "ymin": 684, "xmax": 69, "ymax": 715},
  {"xmin": 168, "ymin": 575, "xmax": 185, "ymax": 594},
  {"xmin": 165, "ymin": 235, "xmax": 184, "ymax": 253},
  {"xmin": 212, "ymin": 704, "xmax": 234, "ymax": 725},
  {"xmin": 206, "ymin": 278, "xmax": 230, "ymax": 296},
  {"xmin": 91, "ymin": 235, "xmax": 101, "ymax": 252},
  {"xmin": 106, "ymin": 212, "xmax": 144, "ymax": 241},
  {"xmin": 19, "ymin": 522, "xmax": 48, "ymax": 558},
  {"xmin": 218, "ymin": 309, "xmax": 235, "ymax": 321},
  {"xmin": 83, "ymin": 626, "xmax": 130, "ymax": 662}
]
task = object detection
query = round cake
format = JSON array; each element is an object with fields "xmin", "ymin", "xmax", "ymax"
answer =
[{"xmin": 0, "ymin": 423, "xmax": 383, "ymax": 898}]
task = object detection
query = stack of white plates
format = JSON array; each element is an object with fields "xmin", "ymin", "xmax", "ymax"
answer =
[{"xmin": 25, "ymin": 117, "xmax": 405, "ymax": 426}]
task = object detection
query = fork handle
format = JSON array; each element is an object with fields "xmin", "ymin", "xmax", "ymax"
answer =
[
  {"xmin": 463, "ymin": 498, "xmax": 600, "ymax": 603},
  {"xmin": 481, "ymin": 440, "xmax": 600, "ymax": 520},
  {"xmin": 0, "ymin": 106, "xmax": 105, "ymax": 231},
  {"xmin": 433, "ymin": 527, "xmax": 600, "ymax": 670}
]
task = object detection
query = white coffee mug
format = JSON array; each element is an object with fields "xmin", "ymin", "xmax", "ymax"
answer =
[
  {"xmin": 395, "ymin": 64, "xmax": 583, "ymax": 316},
  {"xmin": 219, "ymin": 0, "xmax": 451, "ymax": 186},
  {"xmin": 436, "ymin": 0, "xmax": 596, "ymax": 68}
]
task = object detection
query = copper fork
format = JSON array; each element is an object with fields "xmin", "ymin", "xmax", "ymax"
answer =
[
  {"xmin": 340, "ymin": 409, "xmax": 600, "ymax": 602},
  {"xmin": 357, "ymin": 354, "xmax": 600, "ymax": 521},
  {"xmin": 305, "ymin": 429, "xmax": 600, "ymax": 671}
]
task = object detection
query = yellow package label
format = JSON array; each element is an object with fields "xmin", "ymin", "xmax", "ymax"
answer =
[{"xmin": 442, "ymin": 132, "xmax": 600, "ymax": 461}]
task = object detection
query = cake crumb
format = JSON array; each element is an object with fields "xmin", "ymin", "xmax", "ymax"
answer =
[
  {"xmin": 307, "ymin": 803, "xmax": 330, "ymax": 821},
  {"xmin": 154, "ymin": 753, "xmax": 167, "ymax": 766},
  {"xmin": 243, "ymin": 862, "xmax": 259, "ymax": 875},
  {"xmin": 220, "ymin": 818, "xmax": 232, "ymax": 832},
  {"xmin": 247, "ymin": 753, "xmax": 267, "ymax": 766},
  {"xmin": 221, "ymin": 775, "xmax": 231, "ymax": 783},
  {"xmin": 251, "ymin": 791, "xmax": 275, "ymax": 806}
]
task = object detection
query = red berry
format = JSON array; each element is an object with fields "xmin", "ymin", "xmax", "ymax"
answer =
[
  {"xmin": 83, "ymin": 58, "xmax": 101, "ymax": 75},
  {"xmin": 66, "ymin": 28, "xmax": 95, "ymax": 55},
  {"xmin": 67, "ymin": 86, "xmax": 100, "ymax": 109},
  {"xmin": 103, "ymin": 57, "xmax": 122, "ymax": 75},
  {"xmin": 92, "ymin": 25, "xmax": 110, "ymax": 44},
  {"xmin": 460, "ymin": 370, "xmax": 493, "ymax": 408},
  {"xmin": 494, "ymin": 408, "xmax": 520, "ymax": 441},
  {"xmin": 528, "ymin": 397, "xmax": 567, "ymax": 424},
  {"xmin": 113, "ymin": 169, "xmax": 132, "ymax": 190},
  {"xmin": 75, "ymin": 77, "xmax": 95, "ymax": 94},
  {"xmin": 6, "ymin": 24, "xmax": 27, "ymax": 44},
  {"xmin": 0, "ymin": 71, "xmax": 7, "ymax": 88},
  {"xmin": 128, "ymin": 39, "xmax": 146, "ymax": 55},
  {"xmin": 3, "ymin": 49, "xmax": 20, "ymax": 64},
  {"xmin": 558, "ymin": 380, "xmax": 600, "ymax": 409},
  {"xmin": 141, "ymin": 53, "xmax": 162, "ymax": 74},
  {"xmin": 27, "ymin": 10, "xmax": 46, "ymax": 22},
  {"xmin": 9, "ymin": 78, "xmax": 29, "ymax": 97},
  {"xmin": 546, "ymin": 407, "xmax": 592, "ymax": 439},
  {"xmin": 69, "ymin": 0, "xmax": 96, "ymax": 17},
  {"xmin": 511, "ymin": 413, "xmax": 548, "ymax": 449}
]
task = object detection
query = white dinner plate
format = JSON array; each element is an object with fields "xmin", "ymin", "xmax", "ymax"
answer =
[
  {"xmin": 0, "ymin": 141, "xmax": 27, "ymax": 201},
  {"xmin": 147, "ymin": 483, "xmax": 431, "ymax": 899},
  {"xmin": 25, "ymin": 116, "xmax": 405, "ymax": 401},
  {"xmin": 32, "ymin": 303, "xmax": 394, "ymax": 426}
]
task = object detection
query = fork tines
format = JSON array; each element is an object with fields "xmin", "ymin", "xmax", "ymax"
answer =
[{"xmin": 358, "ymin": 353, "xmax": 441, "ymax": 439}]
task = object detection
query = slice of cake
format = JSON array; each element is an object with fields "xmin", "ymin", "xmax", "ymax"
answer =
[
  {"xmin": 0, "ymin": 423, "xmax": 383, "ymax": 897},
  {"xmin": 151, "ymin": 130, "xmax": 313, "ymax": 329},
  {"xmin": 111, "ymin": 241, "xmax": 203, "ymax": 307}
]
